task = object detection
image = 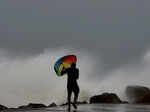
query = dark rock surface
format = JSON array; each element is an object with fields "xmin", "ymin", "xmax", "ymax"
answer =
[
  {"xmin": 0, "ymin": 104, "xmax": 8, "ymax": 111},
  {"xmin": 48, "ymin": 102, "xmax": 57, "ymax": 107},
  {"xmin": 126, "ymin": 85, "xmax": 150, "ymax": 104},
  {"xmin": 77, "ymin": 101, "xmax": 88, "ymax": 104},
  {"xmin": 138, "ymin": 93, "xmax": 150, "ymax": 104},
  {"xmin": 90, "ymin": 93, "xmax": 122, "ymax": 104},
  {"xmin": 18, "ymin": 103, "xmax": 47, "ymax": 109}
]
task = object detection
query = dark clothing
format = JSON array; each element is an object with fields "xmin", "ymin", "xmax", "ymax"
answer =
[
  {"xmin": 66, "ymin": 68, "xmax": 79, "ymax": 95},
  {"xmin": 61, "ymin": 66, "xmax": 79, "ymax": 111}
]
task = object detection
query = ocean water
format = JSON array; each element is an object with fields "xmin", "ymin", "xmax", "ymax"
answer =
[{"xmin": 3, "ymin": 104, "xmax": 150, "ymax": 112}]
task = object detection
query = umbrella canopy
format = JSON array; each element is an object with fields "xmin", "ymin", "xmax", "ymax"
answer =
[{"xmin": 54, "ymin": 55, "xmax": 77, "ymax": 76}]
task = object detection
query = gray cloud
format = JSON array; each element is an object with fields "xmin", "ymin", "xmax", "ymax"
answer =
[{"xmin": 0, "ymin": 0, "xmax": 150, "ymax": 76}]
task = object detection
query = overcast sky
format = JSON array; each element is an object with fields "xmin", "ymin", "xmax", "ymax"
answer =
[{"xmin": 0, "ymin": 0, "xmax": 150, "ymax": 107}]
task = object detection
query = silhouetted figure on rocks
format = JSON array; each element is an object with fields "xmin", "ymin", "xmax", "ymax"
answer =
[{"xmin": 62, "ymin": 63, "xmax": 80, "ymax": 111}]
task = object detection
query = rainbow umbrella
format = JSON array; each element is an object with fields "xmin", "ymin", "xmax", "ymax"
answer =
[{"xmin": 54, "ymin": 55, "xmax": 77, "ymax": 77}]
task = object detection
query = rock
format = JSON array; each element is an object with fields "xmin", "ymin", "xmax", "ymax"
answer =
[
  {"xmin": 48, "ymin": 102, "xmax": 57, "ymax": 107},
  {"xmin": 77, "ymin": 101, "xmax": 88, "ymax": 104},
  {"xmin": 138, "ymin": 93, "xmax": 150, "ymax": 104},
  {"xmin": 18, "ymin": 103, "xmax": 47, "ymax": 109},
  {"xmin": 0, "ymin": 104, "xmax": 8, "ymax": 111},
  {"xmin": 125, "ymin": 85, "xmax": 150, "ymax": 103},
  {"xmin": 90, "ymin": 93, "xmax": 122, "ymax": 104}
]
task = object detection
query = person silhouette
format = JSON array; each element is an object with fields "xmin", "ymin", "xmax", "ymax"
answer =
[{"xmin": 61, "ymin": 62, "xmax": 80, "ymax": 111}]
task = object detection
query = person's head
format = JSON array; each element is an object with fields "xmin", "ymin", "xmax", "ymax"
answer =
[{"xmin": 71, "ymin": 62, "xmax": 76, "ymax": 68}]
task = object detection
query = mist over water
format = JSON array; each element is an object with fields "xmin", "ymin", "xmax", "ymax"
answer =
[
  {"xmin": 0, "ymin": 48, "xmax": 98, "ymax": 107},
  {"xmin": 1, "ymin": 47, "xmax": 150, "ymax": 107}
]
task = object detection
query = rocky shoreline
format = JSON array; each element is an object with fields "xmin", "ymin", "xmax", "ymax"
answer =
[{"xmin": 1, "ymin": 85, "xmax": 150, "ymax": 111}]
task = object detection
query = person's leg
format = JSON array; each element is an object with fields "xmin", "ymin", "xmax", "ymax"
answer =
[
  {"xmin": 71, "ymin": 92, "xmax": 78, "ymax": 109},
  {"xmin": 67, "ymin": 89, "xmax": 72, "ymax": 111},
  {"xmin": 72, "ymin": 85, "xmax": 79, "ymax": 109},
  {"xmin": 74, "ymin": 85, "xmax": 79, "ymax": 104},
  {"xmin": 74, "ymin": 92, "xmax": 78, "ymax": 104}
]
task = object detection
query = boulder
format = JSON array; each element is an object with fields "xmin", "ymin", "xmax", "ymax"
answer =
[
  {"xmin": 125, "ymin": 85, "xmax": 150, "ymax": 103},
  {"xmin": 138, "ymin": 93, "xmax": 150, "ymax": 104},
  {"xmin": 0, "ymin": 104, "xmax": 8, "ymax": 111},
  {"xmin": 48, "ymin": 102, "xmax": 57, "ymax": 107},
  {"xmin": 90, "ymin": 93, "xmax": 122, "ymax": 104}
]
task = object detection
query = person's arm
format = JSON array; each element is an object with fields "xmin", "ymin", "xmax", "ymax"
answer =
[{"xmin": 61, "ymin": 67, "xmax": 67, "ymax": 76}]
